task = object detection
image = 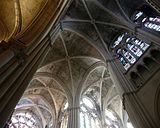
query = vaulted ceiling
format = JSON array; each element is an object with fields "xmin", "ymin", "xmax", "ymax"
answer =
[
  {"xmin": 9, "ymin": 0, "xmax": 158, "ymax": 127},
  {"xmin": 0, "ymin": 0, "xmax": 65, "ymax": 43},
  {"xmin": 35, "ymin": 30, "xmax": 105, "ymax": 103},
  {"xmin": 15, "ymin": 29, "xmax": 124, "ymax": 127}
]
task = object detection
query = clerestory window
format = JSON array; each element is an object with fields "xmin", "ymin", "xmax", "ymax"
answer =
[
  {"xmin": 9, "ymin": 112, "xmax": 40, "ymax": 128},
  {"xmin": 133, "ymin": 5, "xmax": 160, "ymax": 32},
  {"xmin": 112, "ymin": 33, "xmax": 149, "ymax": 70},
  {"xmin": 80, "ymin": 97, "xmax": 100, "ymax": 128}
]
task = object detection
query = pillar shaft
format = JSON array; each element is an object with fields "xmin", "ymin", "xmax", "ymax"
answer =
[
  {"xmin": 67, "ymin": 107, "xmax": 80, "ymax": 128},
  {"xmin": 124, "ymin": 93, "xmax": 159, "ymax": 128},
  {"xmin": 0, "ymin": 36, "xmax": 51, "ymax": 127}
]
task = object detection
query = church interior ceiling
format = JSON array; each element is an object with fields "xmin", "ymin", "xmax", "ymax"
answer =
[
  {"xmin": 8, "ymin": 0, "xmax": 153, "ymax": 127},
  {"xmin": 0, "ymin": 0, "xmax": 64, "ymax": 42}
]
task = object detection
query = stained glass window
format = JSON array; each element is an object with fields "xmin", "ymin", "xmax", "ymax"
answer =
[
  {"xmin": 60, "ymin": 102, "xmax": 69, "ymax": 128},
  {"xmin": 80, "ymin": 97, "xmax": 100, "ymax": 128},
  {"xmin": 82, "ymin": 97, "xmax": 94, "ymax": 109},
  {"xmin": 9, "ymin": 112, "xmax": 40, "ymax": 128},
  {"xmin": 134, "ymin": 10, "xmax": 160, "ymax": 32},
  {"xmin": 143, "ymin": 17, "xmax": 160, "ymax": 31},
  {"xmin": 9, "ymin": 97, "xmax": 54, "ymax": 128},
  {"xmin": 112, "ymin": 33, "xmax": 149, "ymax": 70},
  {"xmin": 135, "ymin": 11, "xmax": 143, "ymax": 20},
  {"xmin": 105, "ymin": 109, "xmax": 121, "ymax": 128}
]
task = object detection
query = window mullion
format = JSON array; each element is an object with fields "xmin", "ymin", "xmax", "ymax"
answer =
[
  {"xmin": 119, "ymin": 48, "xmax": 131, "ymax": 64},
  {"xmin": 125, "ymin": 47, "xmax": 138, "ymax": 59},
  {"xmin": 129, "ymin": 40, "xmax": 144, "ymax": 52}
]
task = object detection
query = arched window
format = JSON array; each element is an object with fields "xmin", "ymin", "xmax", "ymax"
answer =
[
  {"xmin": 112, "ymin": 33, "xmax": 149, "ymax": 70},
  {"xmin": 133, "ymin": 5, "xmax": 160, "ymax": 32},
  {"xmin": 80, "ymin": 97, "xmax": 100, "ymax": 128},
  {"xmin": 60, "ymin": 102, "xmax": 69, "ymax": 128},
  {"xmin": 105, "ymin": 109, "xmax": 121, "ymax": 128},
  {"xmin": 9, "ymin": 112, "xmax": 41, "ymax": 128},
  {"xmin": 9, "ymin": 97, "xmax": 54, "ymax": 128}
]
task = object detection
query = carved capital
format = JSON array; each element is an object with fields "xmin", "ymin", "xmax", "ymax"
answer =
[{"xmin": 67, "ymin": 106, "xmax": 80, "ymax": 111}]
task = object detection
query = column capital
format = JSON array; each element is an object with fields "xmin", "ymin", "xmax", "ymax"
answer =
[{"xmin": 67, "ymin": 106, "xmax": 80, "ymax": 111}]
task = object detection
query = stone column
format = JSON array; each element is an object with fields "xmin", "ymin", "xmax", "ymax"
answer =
[
  {"xmin": 123, "ymin": 93, "xmax": 159, "ymax": 128},
  {"xmin": 0, "ymin": 0, "xmax": 73, "ymax": 126},
  {"xmin": 67, "ymin": 106, "xmax": 80, "ymax": 128},
  {"xmin": 0, "ymin": 36, "xmax": 51, "ymax": 127},
  {"xmin": 108, "ymin": 61, "xmax": 159, "ymax": 128}
]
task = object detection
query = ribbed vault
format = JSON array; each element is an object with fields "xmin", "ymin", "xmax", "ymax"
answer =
[
  {"xmin": 10, "ymin": 29, "xmax": 107, "ymax": 127},
  {"xmin": 81, "ymin": 66, "xmax": 126, "ymax": 128},
  {"xmin": 7, "ymin": 0, "xmax": 145, "ymax": 127},
  {"xmin": 0, "ymin": 0, "xmax": 65, "ymax": 42},
  {"xmin": 36, "ymin": 30, "xmax": 105, "ymax": 103}
]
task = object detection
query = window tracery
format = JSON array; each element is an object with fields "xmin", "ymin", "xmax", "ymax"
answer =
[
  {"xmin": 133, "ymin": 6, "xmax": 160, "ymax": 32},
  {"xmin": 9, "ymin": 97, "xmax": 54, "ymax": 128},
  {"xmin": 60, "ymin": 102, "xmax": 69, "ymax": 128},
  {"xmin": 104, "ymin": 109, "xmax": 121, "ymax": 128},
  {"xmin": 9, "ymin": 112, "xmax": 41, "ymax": 128},
  {"xmin": 112, "ymin": 33, "xmax": 149, "ymax": 70},
  {"xmin": 80, "ymin": 97, "xmax": 100, "ymax": 128}
]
